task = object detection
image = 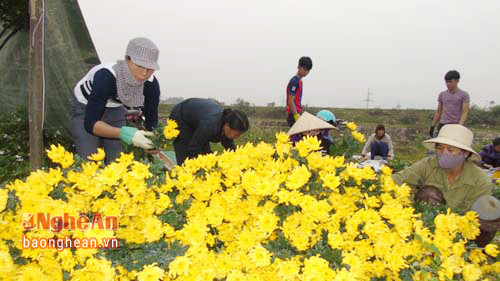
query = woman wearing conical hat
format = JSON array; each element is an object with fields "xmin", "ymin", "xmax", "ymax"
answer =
[{"xmin": 287, "ymin": 112, "xmax": 336, "ymax": 156}]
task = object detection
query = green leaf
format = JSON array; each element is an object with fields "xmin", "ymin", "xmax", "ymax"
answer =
[
  {"xmin": 274, "ymin": 204, "xmax": 301, "ymax": 222},
  {"xmin": 49, "ymin": 183, "xmax": 68, "ymax": 201},
  {"xmin": 101, "ymin": 239, "xmax": 187, "ymax": 271},
  {"xmin": 158, "ymin": 208, "xmax": 187, "ymax": 230},
  {"xmin": 305, "ymin": 236, "xmax": 343, "ymax": 267},
  {"xmin": 414, "ymin": 233, "xmax": 423, "ymax": 242},
  {"xmin": 399, "ymin": 268, "xmax": 414, "ymax": 281},
  {"xmin": 8, "ymin": 242, "xmax": 28, "ymax": 265},
  {"xmin": 6, "ymin": 190, "xmax": 20, "ymax": 212},
  {"xmin": 263, "ymin": 232, "xmax": 297, "ymax": 259}
]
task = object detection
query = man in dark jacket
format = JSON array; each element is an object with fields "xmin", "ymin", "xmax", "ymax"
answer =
[{"xmin": 169, "ymin": 98, "xmax": 249, "ymax": 165}]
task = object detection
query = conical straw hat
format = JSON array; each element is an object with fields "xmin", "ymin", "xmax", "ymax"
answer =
[{"xmin": 287, "ymin": 112, "xmax": 335, "ymax": 136}]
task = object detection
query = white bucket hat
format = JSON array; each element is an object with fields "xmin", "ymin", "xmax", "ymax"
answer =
[
  {"xmin": 287, "ymin": 111, "xmax": 335, "ymax": 136},
  {"xmin": 422, "ymin": 124, "xmax": 480, "ymax": 161},
  {"xmin": 126, "ymin": 37, "xmax": 160, "ymax": 70}
]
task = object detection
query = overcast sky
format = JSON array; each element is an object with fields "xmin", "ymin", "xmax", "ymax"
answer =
[{"xmin": 79, "ymin": 0, "xmax": 500, "ymax": 109}]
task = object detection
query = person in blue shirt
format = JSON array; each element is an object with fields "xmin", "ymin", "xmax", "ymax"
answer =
[
  {"xmin": 72, "ymin": 37, "xmax": 161, "ymax": 164},
  {"xmin": 286, "ymin": 56, "xmax": 312, "ymax": 127}
]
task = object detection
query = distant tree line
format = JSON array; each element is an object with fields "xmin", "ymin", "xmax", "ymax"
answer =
[{"xmin": 468, "ymin": 104, "xmax": 500, "ymax": 126}]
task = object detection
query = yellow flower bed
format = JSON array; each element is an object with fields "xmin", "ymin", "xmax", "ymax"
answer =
[{"xmin": 0, "ymin": 133, "xmax": 499, "ymax": 281}]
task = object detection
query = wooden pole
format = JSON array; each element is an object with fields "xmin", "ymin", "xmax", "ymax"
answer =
[{"xmin": 28, "ymin": 0, "xmax": 44, "ymax": 170}]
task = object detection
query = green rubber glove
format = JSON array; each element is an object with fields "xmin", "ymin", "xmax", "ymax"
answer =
[{"xmin": 120, "ymin": 126, "xmax": 138, "ymax": 145}]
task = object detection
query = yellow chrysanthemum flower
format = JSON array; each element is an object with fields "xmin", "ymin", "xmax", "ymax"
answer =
[
  {"xmin": 88, "ymin": 148, "xmax": 105, "ymax": 161},
  {"xmin": 285, "ymin": 165, "xmax": 311, "ymax": 190},
  {"xmin": 137, "ymin": 263, "xmax": 165, "ymax": 281},
  {"xmin": 346, "ymin": 121, "xmax": 358, "ymax": 131},
  {"xmin": 276, "ymin": 132, "xmax": 290, "ymax": 144},
  {"xmin": 295, "ymin": 135, "xmax": 322, "ymax": 157},
  {"xmin": 0, "ymin": 189, "xmax": 8, "ymax": 211},
  {"xmin": 485, "ymin": 244, "xmax": 499, "ymax": 257},
  {"xmin": 16, "ymin": 263, "xmax": 49, "ymax": 280},
  {"xmin": 163, "ymin": 119, "xmax": 180, "ymax": 139},
  {"xmin": 276, "ymin": 259, "xmax": 300, "ymax": 280},
  {"xmin": 302, "ymin": 255, "xmax": 335, "ymax": 280},
  {"xmin": 381, "ymin": 165, "xmax": 392, "ymax": 176},
  {"xmin": 462, "ymin": 263, "xmax": 482, "ymax": 281},
  {"xmin": 351, "ymin": 131, "xmax": 366, "ymax": 143},
  {"xmin": 71, "ymin": 257, "xmax": 115, "ymax": 280},
  {"xmin": 168, "ymin": 256, "xmax": 192, "ymax": 278},
  {"xmin": 249, "ymin": 245, "xmax": 272, "ymax": 267},
  {"xmin": 46, "ymin": 144, "xmax": 74, "ymax": 168},
  {"xmin": 0, "ymin": 250, "xmax": 15, "ymax": 275}
]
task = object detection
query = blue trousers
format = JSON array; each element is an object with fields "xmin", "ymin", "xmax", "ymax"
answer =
[{"xmin": 370, "ymin": 141, "xmax": 388, "ymax": 159}]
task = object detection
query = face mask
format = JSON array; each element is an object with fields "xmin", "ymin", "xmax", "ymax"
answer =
[{"xmin": 436, "ymin": 152, "xmax": 466, "ymax": 169}]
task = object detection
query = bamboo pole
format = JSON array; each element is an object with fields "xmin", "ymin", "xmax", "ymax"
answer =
[{"xmin": 28, "ymin": 0, "xmax": 44, "ymax": 170}]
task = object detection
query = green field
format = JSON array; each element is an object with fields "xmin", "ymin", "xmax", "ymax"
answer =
[{"xmin": 158, "ymin": 104, "xmax": 499, "ymax": 161}]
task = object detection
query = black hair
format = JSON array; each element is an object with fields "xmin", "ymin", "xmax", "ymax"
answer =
[
  {"xmin": 444, "ymin": 70, "xmax": 460, "ymax": 81},
  {"xmin": 415, "ymin": 185, "xmax": 446, "ymax": 205},
  {"xmin": 223, "ymin": 109, "xmax": 250, "ymax": 132},
  {"xmin": 298, "ymin": 56, "xmax": 313, "ymax": 70},
  {"xmin": 493, "ymin": 137, "xmax": 500, "ymax": 147},
  {"xmin": 375, "ymin": 124, "xmax": 385, "ymax": 132}
]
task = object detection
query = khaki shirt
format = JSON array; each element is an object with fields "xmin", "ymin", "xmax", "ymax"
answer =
[{"xmin": 392, "ymin": 156, "xmax": 492, "ymax": 211}]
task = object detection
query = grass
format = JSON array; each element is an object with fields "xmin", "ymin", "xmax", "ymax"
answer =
[{"xmin": 157, "ymin": 104, "xmax": 463, "ymax": 161}]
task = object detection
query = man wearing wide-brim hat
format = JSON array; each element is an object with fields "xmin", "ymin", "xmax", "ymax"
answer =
[
  {"xmin": 393, "ymin": 124, "xmax": 500, "ymax": 244},
  {"xmin": 393, "ymin": 124, "xmax": 495, "ymax": 211}
]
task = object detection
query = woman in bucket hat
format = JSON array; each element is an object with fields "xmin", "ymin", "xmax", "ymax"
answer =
[
  {"xmin": 392, "ymin": 124, "xmax": 495, "ymax": 211},
  {"xmin": 72, "ymin": 37, "xmax": 161, "ymax": 164}
]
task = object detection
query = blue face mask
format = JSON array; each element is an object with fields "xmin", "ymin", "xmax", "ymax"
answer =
[{"xmin": 436, "ymin": 152, "xmax": 466, "ymax": 169}]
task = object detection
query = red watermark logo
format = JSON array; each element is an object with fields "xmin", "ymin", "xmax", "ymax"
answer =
[{"xmin": 22, "ymin": 213, "xmax": 118, "ymax": 233}]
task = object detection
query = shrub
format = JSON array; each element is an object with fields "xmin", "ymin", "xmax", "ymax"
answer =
[
  {"xmin": 468, "ymin": 105, "xmax": 500, "ymax": 126},
  {"xmin": 0, "ymin": 107, "xmax": 72, "ymax": 184}
]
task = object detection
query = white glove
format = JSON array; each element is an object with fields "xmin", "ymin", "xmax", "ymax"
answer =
[{"xmin": 131, "ymin": 130, "xmax": 154, "ymax": 150}]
